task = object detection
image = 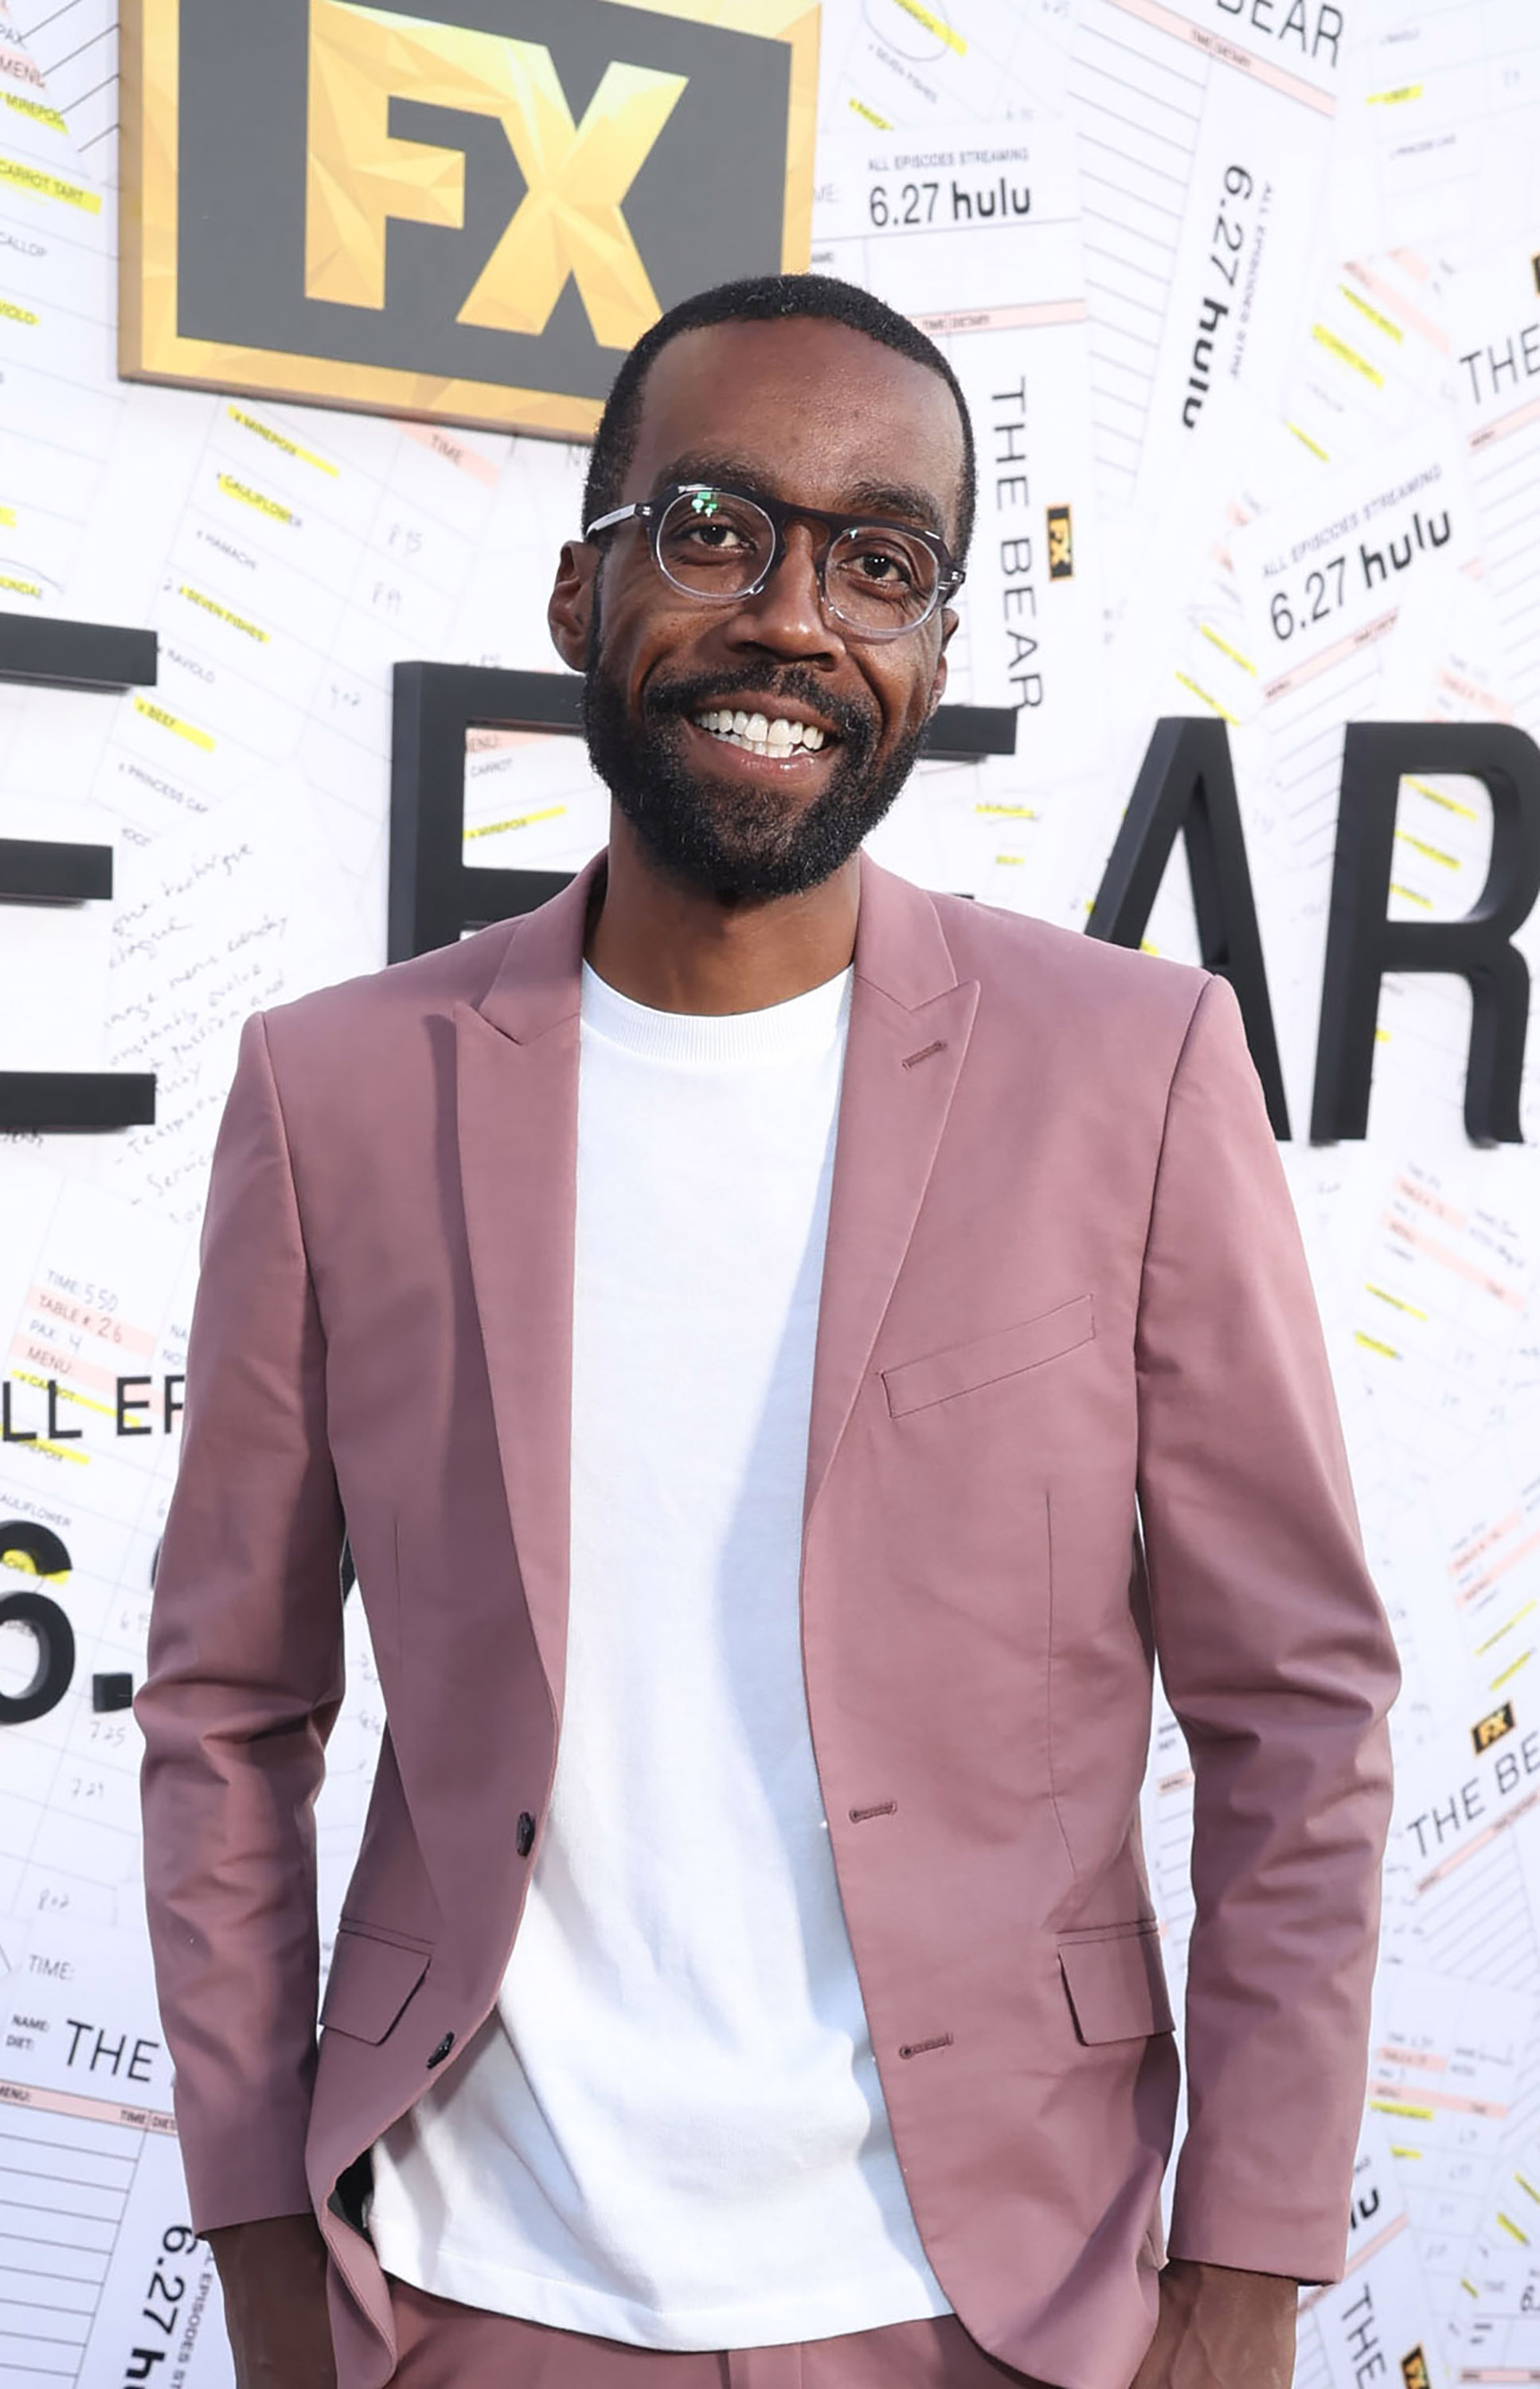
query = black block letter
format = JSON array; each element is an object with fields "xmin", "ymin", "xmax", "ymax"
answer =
[
  {"xmin": 1311, "ymin": 724, "xmax": 1540, "ymax": 1144},
  {"xmin": 1087, "ymin": 716, "xmax": 1291, "ymax": 1137},
  {"xmin": 0, "ymin": 610, "xmax": 158, "ymax": 1131}
]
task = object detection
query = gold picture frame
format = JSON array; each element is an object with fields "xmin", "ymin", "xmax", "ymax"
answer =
[{"xmin": 119, "ymin": 0, "xmax": 819, "ymax": 440}]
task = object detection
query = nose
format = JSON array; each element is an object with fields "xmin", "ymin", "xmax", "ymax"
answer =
[{"xmin": 725, "ymin": 522, "xmax": 845, "ymax": 662}]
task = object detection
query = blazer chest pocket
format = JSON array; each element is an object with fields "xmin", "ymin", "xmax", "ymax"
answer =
[
  {"xmin": 883, "ymin": 1294, "xmax": 1095, "ymax": 1419},
  {"xmin": 321, "ymin": 1923, "xmax": 432, "ymax": 2045},
  {"xmin": 1057, "ymin": 1922, "xmax": 1173, "ymax": 2045}
]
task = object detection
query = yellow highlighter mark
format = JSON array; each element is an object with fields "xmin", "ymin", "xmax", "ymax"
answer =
[
  {"xmin": 1174, "ymin": 671, "xmax": 1238, "ymax": 725},
  {"xmin": 1340, "ymin": 283, "xmax": 1404, "ymax": 344},
  {"xmin": 23, "ymin": 1377, "xmax": 112, "ymax": 1424},
  {"xmin": 2, "ymin": 92, "xmax": 67, "ymax": 133},
  {"xmin": 178, "ymin": 585, "xmax": 268, "ymax": 643},
  {"xmin": 0, "ymin": 154, "xmax": 100, "ymax": 211},
  {"xmin": 10, "ymin": 1372, "xmax": 112, "ymax": 1427},
  {"xmin": 1368, "ymin": 84, "xmax": 1423, "ymax": 104},
  {"xmin": 1355, "ymin": 1332, "xmax": 1401, "ymax": 1361},
  {"xmin": 5, "ymin": 1438, "xmax": 90, "ymax": 1467},
  {"xmin": 1200, "ymin": 624, "xmax": 1257, "ymax": 676},
  {"xmin": 1389, "ymin": 881, "xmax": 1432, "ymax": 909},
  {"xmin": 1370, "ymin": 2100, "xmax": 1433, "ymax": 2119},
  {"xmin": 465, "ymin": 805, "xmax": 566, "ymax": 840},
  {"xmin": 1517, "ymin": 2173, "xmax": 1540, "ymax": 2204},
  {"xmin": 227, "ymin": 404, "xmax": 338, "ymax": 477},
  {"xmin": 889, "ymin": 0, "xmax": 966, "ymax": 55},
  {"xmin": 1491, "ymin": 1651, "xmax": 1533, "ymax": 1691},
  {"xmin": 1287, "ymin": 420, "xmax": 1330, "ymax": 462},
  {"xmin": 0, "ymin": 504, "xmax": 15, "ymax": 526},
  {"xmin": 1396, "ymin": 831, "xmax": 1459, "ymax": 869},
  {"xmin": 975, "ymin": 803, "xmax": 1038, "ymax": 819},
  {"xmin": 1389, "ymin": 2146, "xmax": 1421, "ymax": 2160},
  {"xmin": 1408, "ymin": 776, "xmax": 1479, "ymax": 821},
  {"xmin": 1475, "ymin": 1601, "xmax": 1536, "ymax": 1656},
  {"xmin": 0, "ymin": 298, "xmax": 37, "ymax": 325},
  {"xmin": 1365, "ymin": 1284, "xmax": 1428, "ymax": 1320},
  {"xmin": 134, "ymin": 694, "xmax": 215, "ymax": 752},
  {"xmin": 0, "ymin": 573, "xmax": 41, "ymax": 598},
  {"xmin": 0, "ymin": 1546, "xmax": 68, "ymax": 1579},
  {"xmin": 217, "ymin": 472, "xmax": 294, "ymax": 525},
  {"xmin": 1312, "ymin": 324, "xmax": 1383, "ymax": 387},
  {"xmin": 848, "ymin": 97, "xmax": 892, "ymax": 130},
  {"xmin": 1498, "ymin": 2211, "xmax": 1531, "ymax": 2246}
]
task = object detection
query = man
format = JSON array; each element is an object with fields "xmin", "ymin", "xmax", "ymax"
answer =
[{"xmin": 139, "ymin": 273, "xmax": 1399, "ymax": 2389}]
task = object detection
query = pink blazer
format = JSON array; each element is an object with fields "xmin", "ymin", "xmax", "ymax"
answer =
[{"xmin": 139, "ymin": 856, "xmax": 1398, "ymax": 2389}]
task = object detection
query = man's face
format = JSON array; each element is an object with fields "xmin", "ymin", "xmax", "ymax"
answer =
[{"xmin": 549, "ymin": 317, "xmax": 964, "ymax": 901}]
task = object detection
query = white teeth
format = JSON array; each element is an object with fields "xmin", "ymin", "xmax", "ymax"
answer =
[{"xmin": 693, "ymin": 710, "xmax": 832, "ymax": 755}]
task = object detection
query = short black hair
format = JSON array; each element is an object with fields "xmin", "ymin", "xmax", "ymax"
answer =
[{"xmin": 581, "ymin": 272, "xmax": 977, "ymax": 562}]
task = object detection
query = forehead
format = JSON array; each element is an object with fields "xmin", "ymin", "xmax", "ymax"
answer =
[{"xmin": 624, "ymin": 318, "xmax": 966, "ymax": 534}]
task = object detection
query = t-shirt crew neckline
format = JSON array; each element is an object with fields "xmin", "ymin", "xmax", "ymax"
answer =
[{"xmin": 579, "ymin": 960, "xmax": 854, "ymax": 1068}]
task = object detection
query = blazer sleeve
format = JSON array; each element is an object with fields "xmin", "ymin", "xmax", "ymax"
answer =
[
  {"xmin": 1135, "ymin": 973, "xmax": 1399, "ymax": 2283},
  {"xmin": 137, "ymin": 1011, "xmax": 346, "ymax": 2234}
]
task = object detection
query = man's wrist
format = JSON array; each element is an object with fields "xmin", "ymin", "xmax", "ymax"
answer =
[{"xmin": 1133, "ymin": 2256, "xmax": 1297, "ymax": 2389}]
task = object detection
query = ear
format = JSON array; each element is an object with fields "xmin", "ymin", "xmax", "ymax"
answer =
[{"xmin": 549, "ymin": 540, "xmax": 596, "ymax": 671}]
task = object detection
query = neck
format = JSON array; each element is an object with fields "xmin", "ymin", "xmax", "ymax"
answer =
[{"xmin": 584, "ymin": 809, "xmax": 859, "ymax": 1015}]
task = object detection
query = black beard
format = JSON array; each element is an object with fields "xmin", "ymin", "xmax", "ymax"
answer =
[{"xmin": 581, "ymin": 645, "xmax": 927, "ymax": 902}]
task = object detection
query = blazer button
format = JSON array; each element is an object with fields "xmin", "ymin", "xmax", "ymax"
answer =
[
  {"xmin": 427, "ymin": 2032, "xmax": 455, "ymax": 2070},
  {"xmin": 516, "ymin": 1811, "xmax": 537, "ymax": 1857}
]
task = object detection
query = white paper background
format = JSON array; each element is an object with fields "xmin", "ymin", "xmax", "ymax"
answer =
[{"xmin": 3, "ymin": 1, "xmax": 1540, "ymax": 2380}]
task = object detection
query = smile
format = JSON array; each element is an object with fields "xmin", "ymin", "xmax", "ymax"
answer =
[{"xmin": 693, "ymin": 709, "xmax": 831, "ymax": 757}]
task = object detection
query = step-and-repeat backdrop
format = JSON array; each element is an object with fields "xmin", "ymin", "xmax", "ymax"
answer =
[{"xmin": 2, "ymin": 0, "xmax": 1539, "ymax": 2382}]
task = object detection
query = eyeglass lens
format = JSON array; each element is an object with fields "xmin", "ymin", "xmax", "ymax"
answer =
[{"xmin": 655, "ymin": 487, "xmax": 940, "ymax": 634}]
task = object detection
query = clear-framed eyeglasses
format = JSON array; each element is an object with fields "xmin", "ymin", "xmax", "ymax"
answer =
[{"xmin": 581, "ymin": 482, "xmax": 964, "ymax": 642}]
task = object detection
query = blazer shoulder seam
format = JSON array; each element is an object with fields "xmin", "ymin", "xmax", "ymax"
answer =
[
  {"xmin": 1132, "ymin": 968, "xmax": 1220, "ymax": 1308},
  {"xmin": 252, "ymin": 1011, "xmax": 329, "ymax": 1347}
]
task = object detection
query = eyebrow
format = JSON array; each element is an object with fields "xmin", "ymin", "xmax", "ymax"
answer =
[{"xmin": 647, "ymin": 456, "xmax": 948, "ymax": 540}]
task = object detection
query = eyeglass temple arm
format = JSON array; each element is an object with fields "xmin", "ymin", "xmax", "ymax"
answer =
[{"xmin": 582, "ymin": 502, "xmax": 651, "ymax": 541}]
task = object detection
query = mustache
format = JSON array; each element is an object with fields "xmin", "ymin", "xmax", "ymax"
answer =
[{"xmin": 639, "ymin": 664, "xmax": 876, "ymax": 750}]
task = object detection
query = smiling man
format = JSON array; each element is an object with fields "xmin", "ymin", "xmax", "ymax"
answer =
[{"xmin": 139, "ymin": 275, "xmax": 1398, "ymax": 2389}]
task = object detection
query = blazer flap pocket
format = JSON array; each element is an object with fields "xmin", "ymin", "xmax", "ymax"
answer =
[
  {"xmin": 884, "ymin": 1295, "xmax": 1094, "ymax": 1419},
  {"xmin": 321, "ymin": 1926, "xmax": 431, "ymax": 2045},
  {"xmin": 1058, "ymin": 1925, "xmax": 1173, "ymax": 2045}
]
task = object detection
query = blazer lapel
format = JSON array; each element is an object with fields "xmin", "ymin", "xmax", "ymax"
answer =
[
  {"xmin": 804, "ymin": 858, "xmax": 979, "ymax": 1522},
  {"xmin": 455, "ymin": 862, "xmax": 599, "ymax": 1717}
]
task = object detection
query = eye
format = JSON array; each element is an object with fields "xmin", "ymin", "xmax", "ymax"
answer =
[
  {"xmin": 658, "ymin": 490, "xmax": 770, "ymax": 576},
  {"xmin": 854, "ymin": 548, "xmax": 915, "ymax": 585},
  {"xmin": 682, "ymin": 518, "xmax": 753, "ymax": 551},
  {"xmin": 840, "ymin": 534, "xmax": 924, "ymax": 592}
]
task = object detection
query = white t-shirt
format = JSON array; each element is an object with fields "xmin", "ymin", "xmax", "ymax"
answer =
[{"xmin": 368, "ymin": 960, "xmax": 950, "ymax": 2349}]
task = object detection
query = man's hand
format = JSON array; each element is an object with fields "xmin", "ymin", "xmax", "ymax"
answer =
[
  {"xmin": 1130, "ymin": 2258, "xmax": 1297, "ymax": 2389},
  {"xmin": 207, "ymin": 2213, "xmax": 337, "ymax": 2389}
]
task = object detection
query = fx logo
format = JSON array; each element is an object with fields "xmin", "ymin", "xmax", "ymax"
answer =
[
  {"xmin": 1472, "ymin": 1700, "xmax": 1518, "ymax": 1755},
  {"xmin": 122, "ymin": 0, "xmax": 818, "ymax": 439}
]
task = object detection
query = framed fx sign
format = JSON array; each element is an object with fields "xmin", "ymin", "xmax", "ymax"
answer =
[{"xmin": 119, "ymin": 0, "xmax": 818, "ymax": 438}]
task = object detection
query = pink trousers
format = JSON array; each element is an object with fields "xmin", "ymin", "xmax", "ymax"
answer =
[{"xmin": 387, "ymin": 2279, "xmax": 1054, "ymax": 2387}]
